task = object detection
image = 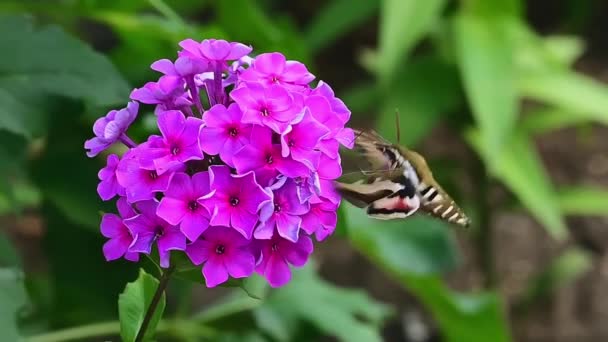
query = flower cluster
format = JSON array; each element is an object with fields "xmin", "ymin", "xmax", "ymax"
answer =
[{"xmin": 86, "ymin": 39, "xmax": 353, "ymax": 288}]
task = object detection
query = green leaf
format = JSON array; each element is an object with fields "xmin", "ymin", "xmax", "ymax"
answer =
[
  {"xmin": 377, "ymin": 55, "xmax": 461, "ymax": 146},
  {"xmin": 305, "ymin": 0, "xmax": 379, "ymax": 53},
  {"xmin": 518, "ymin": 71, "xmax": 608, "ymax": 125},
  {"xmin": 215, "ymin": 0, "xmax": 309, "ymax": 63},
  {"xmin": 257, "ymin": 263, "xmax": 392, "ymax": 342},
  {"xmin": 0, "ymin": 268, "xmax": 27, "ymax": 341},
  {"xmin": 556, "ymin": 186, "xmax": 608, "ymax": 216},
  {"xmin": 0, "ymin": 15, "xmax": 129, "ymax": 137},
  {"xmin": 521, "ymin": 108, "xmax": 592, "ymax": 134},
  {"xmin": 468, "ymin": 130, "xmax": 566, "ymax": 239},
  {"xmin": 0, "ymin": 233, "xmax": 20, "ymax": 268},
  {"xmin": 376, "ymin": 0, "xmax": 446, "ymax": 84},
  {"xmin": 345, "ymin": 203, "xmax": 511, "ymax": 342},
  {"xmin": 344, "ymin": 203, "xmax": 459, "ymax": 274},
  {"xmin": 453, "ymin": 13, "xmax": 518, "ymax": 158},
  {"xmin": 119, "ymin": 269, "xmax": 166, "ymax": 342}
]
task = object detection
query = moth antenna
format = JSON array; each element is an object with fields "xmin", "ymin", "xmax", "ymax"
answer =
[{"xmin": 395, "ymin": 109, "xmax": 401, "ymax": 144}]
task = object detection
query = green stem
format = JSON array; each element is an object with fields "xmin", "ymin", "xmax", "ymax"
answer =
[
  {"xmin": 25, "ymin": 321, "xmax": 120, "ymax": 342},
  {"xmin": 473, "ymin": 158, "xmax": 496, "ymax": 288},
  {"xmin": 24, "ymin": 319, "xmax": 216, "ymax": 342},
  {"xmin": 135, "ymin": 266, "xmax": 174, "ymax": 342}
]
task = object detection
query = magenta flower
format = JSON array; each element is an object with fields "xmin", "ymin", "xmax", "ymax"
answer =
[
  {"xmin": 115, "ymin": 146, "xmax": 177, "ymax": 202},
  {"xmin": 100, "ymin": 197, "xmax": 139, "ymax": 262},
  {"xmin": 205, "ymin": 166, "xmax": 271, "ymax": 239},
  {"xmin": 233, "ymin": 126, "xmax": 309, "ymax": 186},
  {"xmin": 87, "ymin": 38, "xmax": 352, "ymax": 288},
  {"xmin": 179, "ymin": 39, "xmax": 252, "ymax": 66},
  {"xmin": 230, "ymin": 83, "xmax": 303, "ymax": 133},
  {"xmin": 85, "ymin": 101, "xmax": 139, "ymax": 157},
  {"xmin": 280, "ymin": 110, "xmax": 328, "ymax": 170},
  {"xmin": 239, "ymin": 52, "xmax": 314, "ymax": 90},
  {"xmin": 199, "ymin": 103, "xmax": 252, "ymax": 167},
  {"xmin": 186, "ymin": 226, "xmax": 256, "ymax": 287},
  {"xmin": 97, "ymin": 154, "xmax": 125, "ymax": 201},
  {"xmin": 157, "ymin": 172, "xmax": 215, "ymax": 241},
  {"xmin": 125, "ymin": 200, "xmax": 186, "ymax": 268},
  {"xmin": 301, "ymin": 198, "xmax": 338, "ymax": 241},
  {"xmin": 130, "ymin": 76, "xmax": 192, "ymax": 113},
  {"xmin": 152, "ymin": 57, "xmax": 209, "ymax": 78},
  {"xmin": 147, "ymin": 110, "xmax": 203, "ymax": 175},
  {"xmin": 256, "ymin": 234, "xmax": 313, "ymax": 287},
  {"xmin": 255, "ymin": 177, "xmax": 309, "ymax": 242}
]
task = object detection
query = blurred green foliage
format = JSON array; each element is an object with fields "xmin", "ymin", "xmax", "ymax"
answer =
[{"xmin": 0, "ymin": 0, "xmax": 607, "ymax": 341}]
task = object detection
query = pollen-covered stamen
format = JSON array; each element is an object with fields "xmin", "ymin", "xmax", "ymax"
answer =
[
  {"xmin": 270, "ymin": 76, "xmax": 279, "ymax": 83},
  {"xmin": 271, "ymin": 243, "xmax": 278, "ymax": 252},
  {"xmin": 260, "ymin": 108, "xmax": 270, "ymax": 117},
  {"xmin": 215, "ymin": 244, "xmax": 225, "ymax": 254},
  {"xmin": 170, "ymin": 145, "xmax": 180, "ymax": 155},
  {"xmin": 148, "ymin": 170, "xmax": 158, "ymax": 180},
  {"xmin": 230, "ymin": 196, "xmax": 239, "ymax": 206},
  {"xmin": 188, "ymin": 200, "xmax": 199, "ymax": 211},
  {"xmin": 228, "ymin": 127, "xmax": 238, "ymax": 137},
  {"xmin": 154, "ymin": 226, "xmax": 164, "ymax": 237},
  {"xmin": 274, "ymin": 203, "xmax": 281, "ymax": 213},
  {"xmin": 288, "ymin": 139, "xmax": 295, "ymax": 147}
]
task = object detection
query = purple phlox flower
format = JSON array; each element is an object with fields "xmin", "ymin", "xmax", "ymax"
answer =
[
  {"xmin": 152, "ymin": 57, "xmax": 210, "ymax": 114},
  {"xmin": 186, "ymin": 226, "xmax": 256, "ymax": 287},
  {"xmin": 280, "ymin": 109, "xmax": 328, "ymax": 170},
  {"xmin": 178, "ymin": 39, "xmax": 252, "ymax": 65},
  {"xmin": 256, "ymin": 233, "xmax": 313, "ymax": 287},
  {"xmin": 205, "ymin": 166, "xmax": 272, "ymax": 239},
  {"xmin": 157, "ymin": 172, "xmax": 215, "ymax": 242},
  {"xmin": 97, "ymin": 154, "xmax": 126, "ymax": 201},
  {"xmin": 304, "ymin": 95, "xmax": 347, "ymax": 158},
  {"xmin": 240, "ymin": 52, "xmax": 315, "ymax": 90},
  {"xmin": 85, "ymin": 101, "xmax": 139, "ymax": 157},
  {"xmin": 317, "ymin": 153, "xmax": 342, "ymax": 180},
  {"xmin": 293, "ymin": 174, "xmax": 321, "ymax": 204},
  {"xmin": 144, "ymin": 110, "xmax": 203, "ymax": 175},
  {"xmin": 317, "ymin": 178, "xmax": 341, "ymax": 204},
  {"xmin": 100, "ymin": 197, "xmax": 139, "ymax": 262},
  {"xmin": 255, "ymin": 177, "xmax": 309, "ymax": 242},
  {"xmin": 233, "ymin": 126, "xmax": 310, "ymax": 186},
  {"xmin": 310, "ymin": 82, "xmax": 355, "ymax": 149},
  {"xmin": 179, "ymin": 38, "xmax": 252, "ymax": 107},
  {"xmin": 230, "ymin": 82, "xmax": 304, "ymax": 133},
  {"xmin": 130, "ymin": 76, "xmax": 192, "ymax": 114},
  {"xmin": 199, "ymin": 103, "xmax": 253, "ymax": 167},
  {"xmin": 116, "ymin": 144, "xmax": 180, "ymax": 202},
  {"xmin": 124, "ymin": 200, "xmax": 186, "ymax": 268},
  {"xmin": 301, "ymin": 197, "xmax": 338, "ymax": 241},
  {"xmin": 151, "ymin": 57, "xmax": 210, "ymax": 78}
]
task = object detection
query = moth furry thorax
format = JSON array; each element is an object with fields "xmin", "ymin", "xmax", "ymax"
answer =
[{"xmin": 335, "ymin": 129, "xmax": 470, "ymax": 227}]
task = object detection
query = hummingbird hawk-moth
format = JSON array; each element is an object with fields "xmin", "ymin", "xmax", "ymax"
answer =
[{"xmin": 335, "ymin": 129, "xmax": 470, "ymax": 227}]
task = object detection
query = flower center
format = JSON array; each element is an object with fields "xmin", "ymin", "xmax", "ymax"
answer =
[
  {"xmin": 271, "ymin": 76, "xmax": 279, "ymax": 83},
  {"xmin": 215, "ymin": 244, "xmax": 225, "ymax": 254},
  {"xmin": 154, "ymin": 226, "xmax": 164, "ymax": 236},
  {"xmin": 261, "ymin": 108, "xmax": 270, "ymax": 117},
  {"xmin": 230, "ymin": 196, "xmax": 239, "ymax": 206},
  {"xmin": 265, "ymin": 154, "xmax": 273, "ymax": 164},
  {"xmin": 274, "ymin": 203, "xmax": 281, "ymax": 213},
  {"xmin": 288, "ymin": 139, "xmax": 295, "ymax": 147},
  {"xmin": 228, "ymin": 127, "xmax": 238, "ymax": 137},
  {"xmin": 271, "ymin": 243, "xmax": 278, "ymax": 252},
  {"xmin": 171, "ymin": 145, "xmax": 180, "ymax": 155},
  {"xmin": 188, "ymin": 200, "xmax": 199, "ymax": 211},
  {"xmin": 148, "ymin": 171, "xmax": 158, "ymax": 180}
]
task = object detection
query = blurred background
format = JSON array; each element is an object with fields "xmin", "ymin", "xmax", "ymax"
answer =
[{"xmin": 1, "ymin": 0, "xmax": 608, "ymax": 341}]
